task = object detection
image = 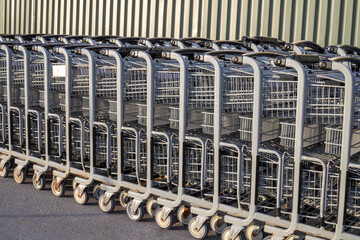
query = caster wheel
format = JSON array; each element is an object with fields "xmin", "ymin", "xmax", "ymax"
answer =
[
  {"xmin": 13, "ymin": 166, "xmax": 26, "ymax": 184},
  {"xmin": 258, "ymin": 195, "xmax": 268, "ymax": 202},
  {"xmin": 93, "ymin": 184, "xmax": 104, "ymax": 201},
  {"xmin": 126, "ymin": 200, "xmax": 145, "ymax": 222},
  {"xmin": 188, "ymin": 217, "xmax": 209, "ymax": 239},
  {"xmin": 286, "ymin": 235, "xmax": 300, "ymax": 240},
  {"xmin": 119, "ymin": 190, "xmax": 129, "ymax": 208},
  {"xmin": 155, "ymin": 208, "xmax": 174, "ymax": 229},
  {"xmin": 0, "ymin": 162, "xmax": 10, "ymax": 178},
  {"xmin": 74, "ymin": 187, "xmax": 89, "ymax": 205},
  {"xmin": 72, "ymin": 178, "xmax": 79, "ymax": 190},
  {"xmin": 221, "ymin": 226, "xmax": 242, "ymax": 240},
  {"xmin": 51, "ymin": 180, "xmax": 66, "ymax": 197},
  {"xmin": 210, "ymin": 214, "xmax": 227, "ymax": 235},
  {"xmin": 177, "ymin": 205, "xmax": 193, "ymax": 226},
  {"xmin": 146, "ymin": 198, "xmax": 158, "ymax": 217},
  {"xmin": 244, "ymin": 225, "xmax": 263, "ymax": 240},
  {"xmin": 99, "ymin": 194, "xmax": 115, "ymax": 213},
  {"xmin": 32, "ymin": 173, "xmax": 46, "ymax": 190}
]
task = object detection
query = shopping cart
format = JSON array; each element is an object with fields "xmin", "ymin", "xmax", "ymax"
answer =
[{"xmin": 261, "ymin": 58, "xmax": 357, "ymax": 240}]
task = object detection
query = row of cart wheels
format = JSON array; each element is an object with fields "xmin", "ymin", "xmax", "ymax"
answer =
[{"xmin": 0, "ymin": 165, "xmax": 294, "ymax": 240}]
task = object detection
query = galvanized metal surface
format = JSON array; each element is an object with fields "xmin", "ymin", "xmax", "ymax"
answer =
[{"xmin": 0, "ymin": 0, "xmax": 359, "ymax": 47}]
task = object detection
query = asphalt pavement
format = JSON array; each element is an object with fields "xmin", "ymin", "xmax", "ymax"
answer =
[{"xmin": 0, "ymin": 171, "xmax": 218, "ymax": 240}]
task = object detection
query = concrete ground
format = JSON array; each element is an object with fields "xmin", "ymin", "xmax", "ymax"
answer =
[{"xmin": 0, "ymin": 171, "xmax": 219, "ymax": 240}]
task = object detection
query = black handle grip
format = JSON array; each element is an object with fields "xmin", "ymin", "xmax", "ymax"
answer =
[
  {"xmin": 328, "ymin": 45, "xmax": 360, "ymax": 55},
  {"xmin": 214, "ymin": 40, "xmax": 244, "ymax": 46},
  {"xmin": 141, "ymin": 37, "xmax": 175, "ymax": 44},
  {"xmin": 243, "ymin": 36, "xmax": 284, "ymax": 46},
  {"xmin": 179, "ymin": 37, "xmax": 211, "ymax": 47},
  {"xmin": 16, "ymin": 34, "xmax": 45, "ymax": 41},
  {"xmin": 245, "ymin": 51, "xmax": 289, "ymax": 58},
  {"xmin": 292, "ymin": 40, "xmax": 325, "ymax": 53},
  {"xmin": 0, "ymin": 34, "xmax": 16, "ymax": 39},
  {"xmin": 37, "ymin": 34, "xmax": 66, "ymax": 39},
  {"xmin": 13, "ymin": 43, "xmax": 42, "ymax": 51},
  {"xmin": 55, "ymin": 43, "xmax": 90, "ymax": 50},
  {"xmin": 180, "ymin": 37, "xmax": 210, "ymax": 42},
  {"xmin": 32, "ymin": 43, "xmax": 65, "ymax": 51},
  {"xmin": 87, "ymin": 35, "xmax": 118, "ymax": 41},
  {"xmin": 84, "ymin": 45, "xmax": 119, "ymax": 51},
  {"xmin": 207, "ymin": 50, "xmax": 247, "ymax": 57},
  {"xmin": 291, "ymin": 54, "xmax": 320, "ymax": 64},
  {"xmin": 61, "ymin": 35, "xmax": 89, "ymax": 40},
  {"xmin": 332, "ymin": 56, "xmax": 360, "ymax": 67}
]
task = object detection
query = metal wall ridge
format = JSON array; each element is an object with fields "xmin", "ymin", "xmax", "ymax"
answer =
[{"xmin": 1, "ymin": 0, "xmax": 359, "ymax": 47}]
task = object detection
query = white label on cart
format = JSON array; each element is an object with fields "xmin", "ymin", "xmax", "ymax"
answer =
[{"xmin": 52, "ymin": 65, "xmax": 66, "ymax": 77}]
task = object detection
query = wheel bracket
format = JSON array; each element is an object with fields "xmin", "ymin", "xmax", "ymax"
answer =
[
  {"xmin": 229, "ymin": 225, "xmax": 243, "ymax": 240},
  {"xmin": 195, "ymin": 215, "xmax": 208, "ymax": 230},
  {"xmin": 103, "ymin": 192, "xmax": 114, "ymax": 206},
  {"xmin": 160, "ymin": 206, "xmax": 173, "ymax": 221},
  {"xmin": 131, "ymin": 199, "xmax": 142, "ymax": 214},
  {"xmin": 77, "ymin": 184, "xmax": 86, "ymax": 197},
  {"xmin": 54, "ymin": 177, "xmax": 63, "ymax": 190}
]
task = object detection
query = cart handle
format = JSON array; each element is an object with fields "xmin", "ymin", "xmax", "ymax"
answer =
[
  {"xmin": 205, "ymin": 40, "xmax": 244, "ymax": 49},
  {"xmin": 109, "ymin": 37, "xmax": 140, "ymax": 44},
  {"xmin": 85, "ymin": 35, "xmax": 118, "ymax": 41},
  {"xmin": 32, "ymin": 43, "xmax": 65, "ymax": 51},
  {"xmin": 242, "ymin": 36, "xmax": 285, "ymax": 46},
  {"xmin": 13, "ymin": 43, "xmax": 42, "ymax": 51},
  {"xmin": 328, "ymin": 45, "xmax": 360, "ymax": 55},
  {"xmin": 139, "ymin": 37, "xmax": 175, "ymax": 45},
  {"xmin": 244, "ymin": 51, "xmax": 289, "ymax": 58},
  {"xmin": 332, "ymin": 56, "xmax": 360, "ymax": 67},
  {"xmin": 36, "ymin": 34, "xmax": 66, "ymax": 41},
  {"xmin": 207, "ymin": 50, "xmax": 248, "ymax": 57},
  {"xmin": 274, "ymin": 54, "xmax": 321, "ymax": 66},
  {"xmin": 284, "ymin": 40, "xmax": 325, "ymax": 53}
]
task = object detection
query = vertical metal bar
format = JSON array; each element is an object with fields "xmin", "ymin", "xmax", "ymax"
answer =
[
  {"xmin": 173, "ymin": 0, "xmax": 183, "ymax": 38},
  {"xmin": 354, "ymin": 1, "xmax": 360, "ymax": 46},
  {"xmin": 158, "ymin": 0, "xmax": 166, "ymax": 37},
  {"xmin": 272, "ymin": 0, "xmax": 282, "ymax": 39},
  {"xmin": 183, "ymin": 0, "xmax": 191, "ymax": 37},
  {"xmin": 282, "ymin": 0, "xmax": 293, "ymax": 42},
  {"xmin": 84, "ymin": 0, "xmax": 91, "ymax": 35},
  {"xmin": 229, "ymin": 0, "xmax": 239, "ymax": 40},
  {"xmin": 48, "ymin": 0, "xmax": 54, "ymax": 34},
  {"xmin": 53, "ymin": 0, "xmax": 60, "ymax": 34},
  {"xmin": 329, "ymin": 0, "xmax": 341, "ymax": 45},
  {"xmin": 72, "ymin": 0, "xmax": 79, "ymax": 35},
  {"xmin": 209, "ymin": 0, "xmax": 219, "ymax": 40},
  {"xmin": 239, "ymin": 0, "xmax": 250, "ymax": 37},
  {"xmin": 112, "ymin": 0, "xmax": 120, "ymax": 36},
  {"xmin": 260, "ymin": 0, "xmax": 271, "ymax": 37},
  {"xmin": 127, "ymin": 0, "xmax": 134, "ymax": 37},
  {"xmin": 192, "ymin": 0, "xmax": 200, "ymax": 37},
  {"xmin": 98, "ymin": 0, "xmax": 105, "ymax": 35},
  {"xmin": 91, "ymin": 0, "xmax": 98, "ymax": 35},
  {"xmin": 201, "ymin": 0, "xmax": 209, "ymax": 38},
  {"xmin": 342, "ymin": 0, "xmax": 354, "ymax": 45},
  {"xmin": 149, "ymin": 0, "xmax": 157, "ymax": 37},
  {"xmin": 119, "ymin": 0, "xmax": 126, "ymax": 37},
  {"xmin": 305, "ymin": 0, "xmax": 317, "ymax": 42},
  {"xmin": 316, "ymin": 0, "xmax": 329, "ymax": 46},
  {"xmin": 250, "ymin": 0, "xmax": 260, "ymax": 37},
  {"xmin": 293, "ymin": 0, "xmax": 305, "ymax": 41},
  {"xmin": 141, "ymin": 0, "xmax": 150, "ymax": 37},
  {"xmin": 134, "ymin": 0, "xmax": 141, "ymax": 37},
  {"xmin": 219, "ymin": 0, "xmax": 229, "ymax": 40}
]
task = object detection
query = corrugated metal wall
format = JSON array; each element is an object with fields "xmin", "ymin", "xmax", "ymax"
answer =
[{"xmin": 1, "ymin": 0, "xmax": 360, "ymax": 47}]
